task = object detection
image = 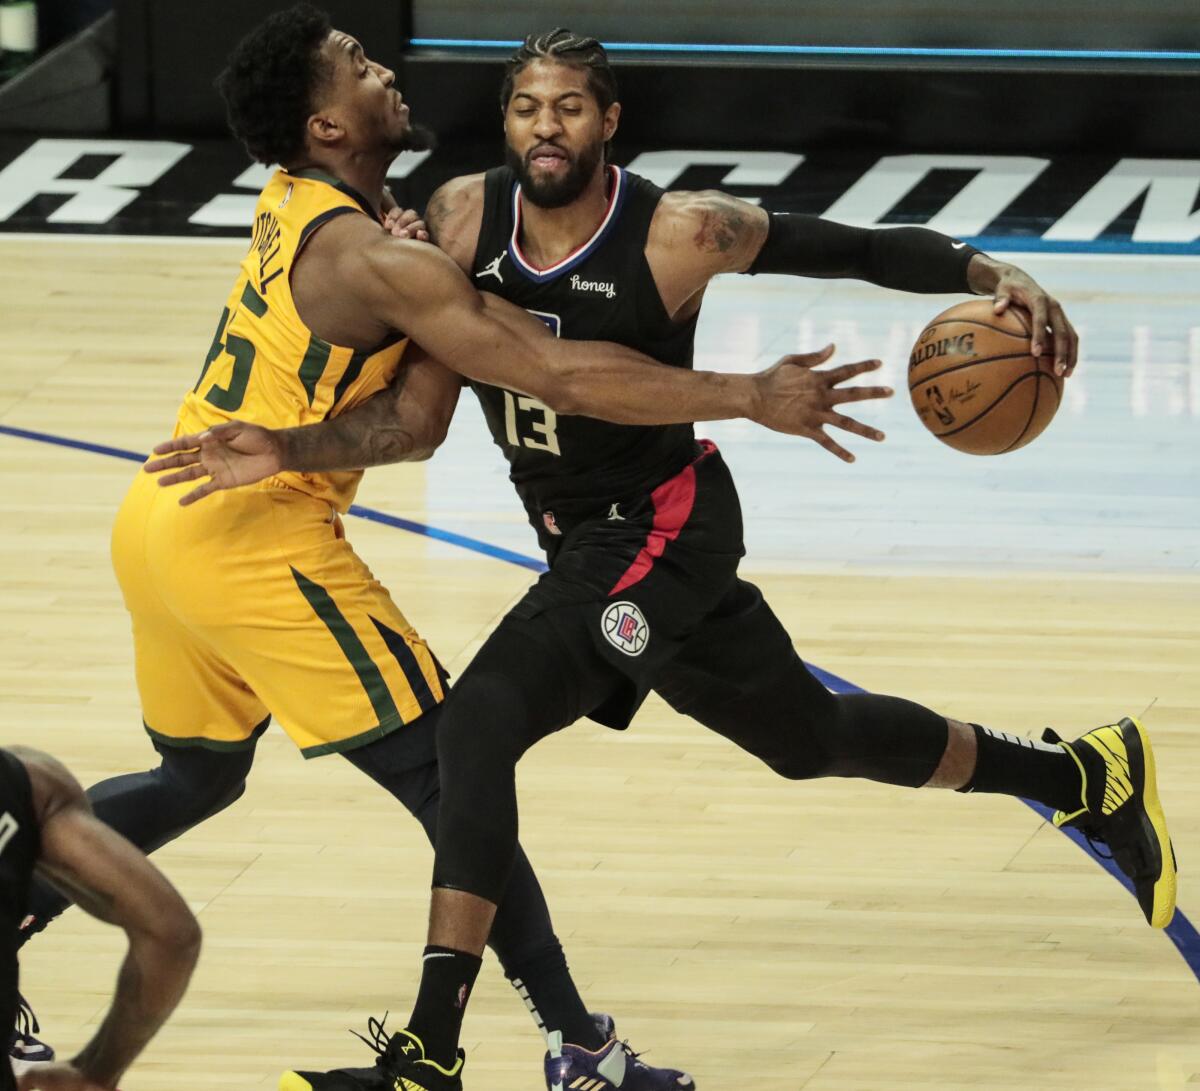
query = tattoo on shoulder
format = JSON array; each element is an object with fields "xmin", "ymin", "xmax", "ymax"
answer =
[
  {"xmin": 425, "ymin": 183, "xmax": 473, "ymax": 246},
  {"xmin": 424, "ymin": 187, "xmax": 455, "ymax": 244},
  {"xmin": 691, "ymin": 195, "xmax": 755, "ymax": 257}
]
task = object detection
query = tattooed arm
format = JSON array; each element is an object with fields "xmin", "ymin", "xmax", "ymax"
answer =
[
  {"xmin": 646, "ymin": 188, "xmax": 1078, "ymax": 372},
  {"xmin": 142, "ymin": 347, "xmax": 462, "ymax": 505},
  {"xmin": 645, "ymin": 190, "xmax": 770, "ymax": 319},
  {"xmin": 422, "ymin": 173, "xmax": 485, "ymax": 273},
  {"xmin": 14, "ymin": 748, "xmax": 200, "ymax": 1090}
]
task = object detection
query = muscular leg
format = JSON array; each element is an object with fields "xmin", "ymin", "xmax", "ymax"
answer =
[
  {"xmin": 399, "ymin": 612, "xmax": 623, "ymax": 1066},
  {"xmin": 21, "ymin": 735, "xmax": 255, "ymax": 942},
  {"xmin": 342, "ymin": 722, "xmax": 604, "ymax": 1050},
  {"xmin": 655, "ymin": 580, "xmax": 1082, "ymax": 810}
]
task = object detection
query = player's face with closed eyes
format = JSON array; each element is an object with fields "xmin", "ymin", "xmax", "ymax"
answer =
[{"xmin": 504, "ymin": 59, "xmax": 619, "ymax": 209}]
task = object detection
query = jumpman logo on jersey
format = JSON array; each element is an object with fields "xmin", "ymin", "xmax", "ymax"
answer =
[
  {"xmin": 477, "ymin": 254, "xmax": 505, "ymax": 284},
  {"xmin": 607, "ymin": 504, "xmax": 624, "ymax": 521}
]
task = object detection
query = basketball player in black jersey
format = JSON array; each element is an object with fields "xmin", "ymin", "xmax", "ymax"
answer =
[
  {"xmin": 148, "ymin": 27, "xmax": 1176, "ymax": 1091},
  {"xmin": 0, "ymin": 747, "xmax": 198, "ymax": 1091},
  {"xmin": 13, "ymin": 10, "xmax": 894, "ymax": 1091}
]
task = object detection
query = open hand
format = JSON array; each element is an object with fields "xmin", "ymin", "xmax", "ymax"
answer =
[
  {"xmin": 142, "ymin": 421, "xmax": 286, "ymax": 506},
  {"xmin": 382, "ymin": 207, "xmax": 429, "ymax": 241},
  {"xmin": 752, "ymin": 344, "xmax": 892, "ymax": 462}
]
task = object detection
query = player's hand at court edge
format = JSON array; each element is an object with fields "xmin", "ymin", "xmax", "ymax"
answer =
[
  {"xmin": 751, "ymin": 344, "xmax": 891, "ymax": 463},
  {"xmin": 382, "ymin": 206, "xmax": 430, "ymax": 241},
  {"xmin": 16, "ymin": 1062, "xmax": 110, "ymax": 1091},
  {"xmin": 143, "ymin": 421, "xmax": 284, "ymax": 505},
  {"xmin": 988, "ymin": 264, "xmax": 1078, "ymax": 378}
]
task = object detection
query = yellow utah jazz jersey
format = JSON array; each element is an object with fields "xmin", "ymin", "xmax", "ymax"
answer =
[{"xmin": 178, "ymin": 168, "xmax": 408, "ymax": 511}]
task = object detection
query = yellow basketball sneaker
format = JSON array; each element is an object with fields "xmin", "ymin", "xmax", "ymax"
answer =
[
  {"xmin": 1042, "ymin": 717, "xmax": 1177, "ymax": 928},
  {"xmin": 280, "ymin": 1022, "xmax": 463, "ymax": 1091}
]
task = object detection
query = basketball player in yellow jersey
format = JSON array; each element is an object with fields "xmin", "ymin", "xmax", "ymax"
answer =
[
  {"xmin": 145, "ymin": 26, "xmax": 1173, "ymax": 1091},
  {"xmin": 14, "ymin": 6, "xmax": 892, "ymax": 1087}
]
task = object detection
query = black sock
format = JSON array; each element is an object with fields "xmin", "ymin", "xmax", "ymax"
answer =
[
  {"xmin": 958, "ymin": 723, "xmax": 1084, "ymax": 812},
  {"xmin": 509, "ymin": 943, "xmax": 604, "ymax": 1051},
  {"xmin": 407, "ymin": 945, "xmax": 482, "ymax": 1068}
]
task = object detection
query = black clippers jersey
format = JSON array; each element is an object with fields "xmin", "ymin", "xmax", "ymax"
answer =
[
  {"xmin": 470, "ymin": 165, "xmax": 699, "ymax": 536},
  {"xmin": 0, "ymin": 748, "xmax": 38, "ymax": 1088}
]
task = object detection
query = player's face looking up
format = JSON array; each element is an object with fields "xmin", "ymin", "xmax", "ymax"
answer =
[
  {"xmin": 503, "ymin": 59, "xmax": 620, "ymax": 209},
  {"xmin": 309, "ymin": 30, "xmax": 416, "ymax": 157}
]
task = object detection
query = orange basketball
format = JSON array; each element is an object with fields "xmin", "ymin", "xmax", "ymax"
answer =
[{"xmin": 908, "ymin": 299, "xmax": 1063, "ymax": 455}]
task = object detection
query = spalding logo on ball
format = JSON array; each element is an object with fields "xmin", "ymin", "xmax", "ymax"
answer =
[{"xmin": 908, "ymin": 298, "xmax": 1063, "ymax": 455}]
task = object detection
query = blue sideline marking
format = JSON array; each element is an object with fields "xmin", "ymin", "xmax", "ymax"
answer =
[
  {"xmin": 966, "ymin": 236, "xmax": 1200, "ymax": 257},
  {"xmin": 410, "ymin": 38, "xmax": 1200, "ymax": 63},
  {"xmin": 0, "ymin": 424, "xmax": 549, "ymax": 573},
  {"xmin": 347, "ymin": 504, "xmax": 547, "ymax": 573},
  {"xmin": 1, "ymin": 419, "xmax": 1196, "ymax": 981}
]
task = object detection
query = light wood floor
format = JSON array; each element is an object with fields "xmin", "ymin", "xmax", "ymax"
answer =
[{"xmin": 1, "ymin": 239, "xmax": 1197, "ymax": 1090}]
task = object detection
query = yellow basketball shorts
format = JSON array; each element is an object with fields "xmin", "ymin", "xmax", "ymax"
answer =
[{"xmin": 111, "ymin": 469, "xmax": 446, "ymax": 758}]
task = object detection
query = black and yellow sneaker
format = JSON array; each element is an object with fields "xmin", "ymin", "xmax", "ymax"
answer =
[
  {"xmin": 1043, "ymin": 717, "xmax": 1177, "ymax": 928},
  {"xmin": 280, "ymin": 1019, "xmax": 464, "ymax": 1091}
]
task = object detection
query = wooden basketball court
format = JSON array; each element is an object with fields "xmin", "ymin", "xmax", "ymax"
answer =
[{"xmin": 1, "ymin": 237, "xmax": 1197, "ymax": 1089}]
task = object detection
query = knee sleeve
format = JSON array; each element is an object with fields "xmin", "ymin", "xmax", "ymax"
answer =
[
  {"xmin": 155, "ymin": 741, "xmax": 252, "ymax": 817},
  {"xmin": 85, "ymin": 739, "xmax": 253, "ymax": 848},
  {"xmin": 798, "ymin": 692, "xmax": 948, "ymax": 788}
]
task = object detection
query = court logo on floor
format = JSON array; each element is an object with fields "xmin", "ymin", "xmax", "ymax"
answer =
[{"xmin": 602, "ymin": 601, "xmax": 649, "ymax": 656}]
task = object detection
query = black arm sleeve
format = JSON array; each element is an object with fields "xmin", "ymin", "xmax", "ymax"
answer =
[{"xmin": 745, "ymin": 213, "xmax": 982, "ymax": 294}]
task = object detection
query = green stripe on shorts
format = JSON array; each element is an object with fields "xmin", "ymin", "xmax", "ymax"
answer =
[{"xmin": 291, "ymin": 567, "xmax": 402, "ymax": 732}]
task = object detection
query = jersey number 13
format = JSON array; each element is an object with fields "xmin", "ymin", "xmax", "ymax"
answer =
[{"xmin": 503, "ymin": 391, "xmax": 561, "ymax": 456}]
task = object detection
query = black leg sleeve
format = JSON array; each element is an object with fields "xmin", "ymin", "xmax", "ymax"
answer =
[
  {"xmin": 429, "ymin": 614, "xmax": 609, "ymax": 904},
  {"xmin": 23, "ymin": 737, "xmax": 254, "ymax": 939},
  {"xmin": 656, "ymin": 580, "xmax": 949, "ymax": 789},
  {"xmin": 343, "ymin": 722, "xmax": 603, "ymax": 1050}
]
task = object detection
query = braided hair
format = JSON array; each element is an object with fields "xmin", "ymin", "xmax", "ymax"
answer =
[{"xmin": 500, "ymin": 28, "xmax": 619, "ymax": 113}]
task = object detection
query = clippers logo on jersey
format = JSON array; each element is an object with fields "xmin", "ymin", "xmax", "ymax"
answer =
[
  {"xmin": 0, "ymin": 812, "xmax": 18, "ymax": 855},
  {"xmin": 602, "ymin": 601, "xmax": 649, "ymax": 656}
]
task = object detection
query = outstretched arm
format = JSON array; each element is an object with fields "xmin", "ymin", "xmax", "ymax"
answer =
[
  {"xmin": 14, "ymin": 748, "xmax": 200, "ymax": 1091},
  {"xmin": 306, "ymin": 210, "xmax": 885, "ymax": 435},
  {"xmin": 144, "ymin": 347, "xmax": 463, "ymax": 504},
  {"xmin": 649, "ymin": 190, "xmax": 1078, "ymax": 376}
]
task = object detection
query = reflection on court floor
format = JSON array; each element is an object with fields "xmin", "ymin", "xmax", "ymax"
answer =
[{"xmin": 414, "ymin": 254, "xmax": 1200, "ymax": 574}]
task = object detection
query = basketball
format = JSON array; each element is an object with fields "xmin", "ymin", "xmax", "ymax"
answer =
[{"xmin": 908, "ymin": 299, "xmax": 1063, "ymax": 455}]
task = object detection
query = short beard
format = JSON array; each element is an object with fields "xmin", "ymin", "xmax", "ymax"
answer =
[
  {"xmin": 397, "ymin": 123, "xmax": 437, "ymax": 153},
  {"xmin": 506, "ymin": 140, "xmax": 602, "ymax": 210}
]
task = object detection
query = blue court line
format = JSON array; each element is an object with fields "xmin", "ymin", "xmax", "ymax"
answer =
[
  {"xmin": 966, "ymin": 236, "xmax": 1200, "ymax": 257},
  {"xmin": 1, "ymin": 419, "xmax": 1196, "ymax": 982},
  {"xmin": 0, "ymin": 423, "xmax": 549, "ymax": 573},
  {"xmin": 347, "ymin": 504, "xmax": 547, "ymax": 573},
  {"xmin": 410, "ymin": 38, "xmax": 1200, "ymax": 63}
]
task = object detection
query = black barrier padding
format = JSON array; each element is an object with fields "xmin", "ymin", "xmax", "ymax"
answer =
[{"xmin": 115, "ymin": 0, "xmax": 405, "ymax": 132}]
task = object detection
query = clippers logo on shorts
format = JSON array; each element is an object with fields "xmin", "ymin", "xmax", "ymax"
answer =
[{"xmin": 602, "ymin": 601, "xmax": 649, "ymax": 656}]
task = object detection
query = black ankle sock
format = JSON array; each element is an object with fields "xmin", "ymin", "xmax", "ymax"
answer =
[
  {"xmin": 407, "ymin": 945, "xmax": 482, "ymax": 1068},
  {"xmin": 508, "ymin": 944, "xmax": 604, "ymax": 1051},
  {"xmin": 958, "ymin": 723, "xmax": 1084, "ymax": 812}
]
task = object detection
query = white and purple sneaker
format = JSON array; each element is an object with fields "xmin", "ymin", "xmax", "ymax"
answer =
[{"xmin": 544, "ymin": 1015, "xmax": 695, "ymax": 1091}]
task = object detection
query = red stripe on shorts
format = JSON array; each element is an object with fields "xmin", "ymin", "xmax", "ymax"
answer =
[{"xmin": 608, "ymin": 440, "xmax": 715, "ymax": 597}]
